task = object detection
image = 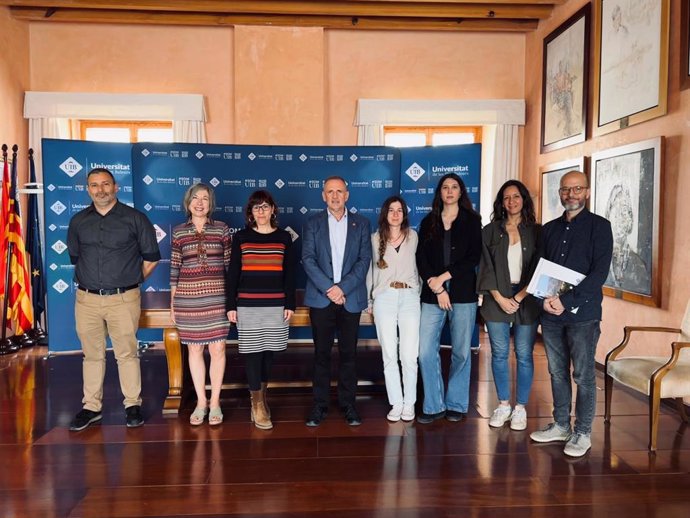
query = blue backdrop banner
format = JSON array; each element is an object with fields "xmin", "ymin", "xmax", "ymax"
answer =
[
  {"xmin": 42, "ymin": 139, "xmax": 481, "ymax": 352},
  {"xmin": 400, "ymin": 144, "xmax": 481, "ymax": 228},
  {"xmin": 42, "ymin": 139, "xmax": 134, "ymax": 353}
]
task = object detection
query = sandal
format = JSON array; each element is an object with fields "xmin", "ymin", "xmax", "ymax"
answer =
[
  {"xmin": 209, "ymin": 407, "xmax": 224, "ymax": 426},
  {"xmin": 190, "ymin": 406, "xmax": 208, "ymax": 426}
]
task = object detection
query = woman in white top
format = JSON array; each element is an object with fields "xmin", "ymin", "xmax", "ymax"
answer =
[
  {"xmin": 367, "ymin": 196, "xmax": 421, "ymax": 422},
  {"xmin": 477, "ymin": 180, "xmax": 541, "ymax": 431}
]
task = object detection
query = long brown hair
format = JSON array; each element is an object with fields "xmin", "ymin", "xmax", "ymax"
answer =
[
  {"xmin": 426, "ymin": 173, "xmax": 476, "ymax": 240},
  {"xmin": 376, "ymin": 195, "xmax": 410, "ymax": 269}
]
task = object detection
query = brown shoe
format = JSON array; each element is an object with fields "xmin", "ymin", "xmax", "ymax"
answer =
[
  {"xmin": 261, "ymin": 382, "xmax": 271, "ymax": 419},
  {"xmin": 250, "ymin": 390, "xmax": 273, "ymax": 430}
]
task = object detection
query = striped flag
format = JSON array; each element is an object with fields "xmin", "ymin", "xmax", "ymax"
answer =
[{"xmin": 7, "ymin": 150, "xmax": 33, "ymax": 334}]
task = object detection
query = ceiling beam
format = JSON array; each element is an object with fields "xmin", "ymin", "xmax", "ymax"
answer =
[
  {"xmin": 9, "ymin": 6, "xmax": 539, "ymax": 31},
  {"xmin": 0, "ymin": 1, "xmax": 555, "ymax": 19}
]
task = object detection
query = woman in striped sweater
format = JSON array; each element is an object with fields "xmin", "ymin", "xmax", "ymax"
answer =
[{"xmin": 226, "ymin": 190, "xmax": 296, "ymax": 430}]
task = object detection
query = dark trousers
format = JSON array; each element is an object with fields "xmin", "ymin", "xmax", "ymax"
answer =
[
  {"xmin": 244, "ymin": 351, "xmax": 275, "ymax": 391},
  {"xmin": 310, "ymin": 303, "xmax": 362, "ymax": 408}
]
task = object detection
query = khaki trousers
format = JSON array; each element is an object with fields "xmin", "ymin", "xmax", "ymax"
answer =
[{"xmin": 75, "ymin": 288, "xmax": 142, "ymax": 411}]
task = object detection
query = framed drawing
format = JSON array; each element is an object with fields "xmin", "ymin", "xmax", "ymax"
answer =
[
  {"xmin": 539, "ymin": 157, "xmax": 586, "ymax": 224},
  {"xmin": 681, "ymin": 0, "xmax": 690, "ymax": 90},
  {"xmin": 591, "ymin": 137, "xmax": 663, "ymax": 306},
  {"xmin": 541, "ymin": 4, "xmax": 590, "ymax": 153},
  {"xmin": 593, "ymin": 0, "xmax": 670, "ymax": 136}
]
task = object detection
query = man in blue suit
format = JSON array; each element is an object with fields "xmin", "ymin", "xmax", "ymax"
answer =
[{"xmin": 302, "ymin": 176, "xmax": 372, "ymax": 426}]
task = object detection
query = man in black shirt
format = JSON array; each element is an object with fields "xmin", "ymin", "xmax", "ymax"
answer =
[
  {"xmin": 67, "ymin": 168, "xmax": 160, "ymax": 431},
  {"xmin": 529, "ymin": 170, "xmax": 613, "ymax": 457}
]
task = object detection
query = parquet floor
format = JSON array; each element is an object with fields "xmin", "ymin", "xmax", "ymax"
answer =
[{"xmin": 1, "ymin": 335, "xmax": 689, "ymax": 517}]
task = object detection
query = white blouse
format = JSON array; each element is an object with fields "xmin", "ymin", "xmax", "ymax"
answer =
[
  {"xmin": 366, "ymin": 229, "xmax": 421, "ymax": 301},
  {"xmin": 507, "ymin": 241, "xmax": 523, "ymax": 284}
]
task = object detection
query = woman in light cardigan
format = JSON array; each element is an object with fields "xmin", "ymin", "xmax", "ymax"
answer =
[{"xmin": 367, "ymin": 195, "xmax": 421, "ymax": 422}]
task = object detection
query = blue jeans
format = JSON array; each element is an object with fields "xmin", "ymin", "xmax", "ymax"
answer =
[
  {"xmin": 418, "ymin": 302, "xmax": 477, "ymax": 414},
  {"xmin": 541, "ymin": 320, "xmax": 601, "ymax": 435},
  {"xmin": 485, "ymin": 321, "xmax": 537, "ymax": 405}
]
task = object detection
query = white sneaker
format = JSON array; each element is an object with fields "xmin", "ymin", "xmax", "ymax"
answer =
[
  {"xmin": 530, "ymin": 422, "xmax": 572, "ymax": 443},
  {"xmin": 387, "ymin": 404, "xmax": 403, "ymax": 422},
  {"xmin": 401, "ymin": 404, "xmax": 415, "ymax": 422},
  {"xmin": 510, "ymin": 407, "xmax": 527, "ymax": 431},
  {"xmin": 489, "ymin": 405, "xmax": 512, "ymax": 428},
  {"xmin": 563, "ymin": 433, "xmax": 592, "ymax": 457}
]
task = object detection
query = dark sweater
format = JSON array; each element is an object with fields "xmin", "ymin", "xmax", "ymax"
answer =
[{"xmin": 225, "ymin": 228, "xmax": 296, "ymax": 311}]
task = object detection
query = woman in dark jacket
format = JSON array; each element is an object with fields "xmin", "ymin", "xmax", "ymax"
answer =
[
  {"xmin": 477, "ymin": 180, "xmax": 540, "ymax": 431},
  {"xmin": 416, "ymin": 173, "xmax": 482, "ymax": 424}
]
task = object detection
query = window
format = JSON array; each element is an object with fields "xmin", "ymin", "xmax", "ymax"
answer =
[
  {"xmin": 80, "ymin": 120, "xmax": 174, "ymax": 143},
  {"xmin": 384, "ymin": 126, "xmax": 482, "ymax": 148}
]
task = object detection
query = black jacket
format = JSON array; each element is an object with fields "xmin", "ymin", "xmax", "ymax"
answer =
[{"xmin": 416, "ymin": 207, "xmax": 482, "ymax": 304}]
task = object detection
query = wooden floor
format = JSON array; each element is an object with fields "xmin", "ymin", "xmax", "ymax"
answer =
[{"xmin": 1, "ymin": 334, "xmax": 689, "ymax": 518}]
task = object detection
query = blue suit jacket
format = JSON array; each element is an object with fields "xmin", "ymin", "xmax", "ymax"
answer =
[{"xmin": 301, "ymin": 210, "xmax": 372, "ymax": 313}]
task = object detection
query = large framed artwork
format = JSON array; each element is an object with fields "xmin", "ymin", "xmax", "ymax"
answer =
[
  {"xmin": 541, "ymin": 4, "xmax": 590, "ymax": 153},
  {"xmin": 591, "ymin": 137, "xmax": 663, "ymax": 306},
  {"xmin": 539, "ymin": 157, "xmax": 586, "ymax": 224},
  {"xmin": 681, "ymin": 0, "xmax": 690, "ymax": 90},
  {"xmin": 593, "ymin": 0, "xmax": 670, "ymax": 136}
]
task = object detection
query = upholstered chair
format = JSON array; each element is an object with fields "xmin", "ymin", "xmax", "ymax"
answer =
[{"xmin": 604, "ymin": 301, "xmax": 690, "ymax": 451}]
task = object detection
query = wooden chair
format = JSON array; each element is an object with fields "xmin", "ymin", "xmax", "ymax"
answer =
[{"xmin": 604, "ymin": 301, "xmax": 690, "ymax": 451}]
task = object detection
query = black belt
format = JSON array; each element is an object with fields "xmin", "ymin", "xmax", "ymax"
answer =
[{"xmin": 78, "ymin": 284, "xmax": 139, "ymax": 296}]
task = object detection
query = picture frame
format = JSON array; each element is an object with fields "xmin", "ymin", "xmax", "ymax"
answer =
[
  {"xmin": 539, "ymin": 157, "xmax": 586, "ymax": 224},
  {"xmin": 540, "ymin": 4, "xmax": 590, "ymax": 153},
  {"xmin": 592, "ymin": 0, "xmax": 670, "ymax": 136},
  {"xmin": 590, "ymin": 137, "xmax": 663, "ymax": 307},
  {"xmin": 681, "ymin": 0, "xmax": 690, "ymax": 90}
]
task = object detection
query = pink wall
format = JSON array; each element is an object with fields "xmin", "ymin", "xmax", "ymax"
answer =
[
  {"xmin": 234, "ymin": 26, "xmax": 325, "ymax": 144},
  {"xmin": 0, "ymin": 8, "xmax": 29, "ymax": 163},
  {"xmin": 523, "ymin": 0, "xmax": 690, "ymax": 361},
  {"xmin": 29, "ymin": 23, "xmax": 234, "ymax": 143},
  {"xmin": 27, "ymin": 22, "xmax": 525, "ymax": 147},
  {"xmin": 327, "ymin": 30, "xmax": 526, "ymax": 144}
]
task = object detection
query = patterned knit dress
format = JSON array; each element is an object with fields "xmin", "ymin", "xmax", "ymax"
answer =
[
  {"xmin": 170, "ymin": 220, "xmax": 231, "ymax": 345},
  {"xmin": 225, "ymin": 228, "xmax": 296, "ymax": 354}
]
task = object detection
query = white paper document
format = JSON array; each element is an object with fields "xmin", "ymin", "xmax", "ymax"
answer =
[{"xmin": 527, "ymin": 258, "xmax": 585, "ymax": 300}]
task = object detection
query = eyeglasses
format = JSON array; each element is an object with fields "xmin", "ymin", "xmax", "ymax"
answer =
[
  {"xmin": 559, "ymin": 186, "xmax": 587, "ymax": 195},
  {"xmin": 252, "ymin": 204, "xmax": 271, "ymax": 213}
]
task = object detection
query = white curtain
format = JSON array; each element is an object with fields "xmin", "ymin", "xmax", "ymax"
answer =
[
  {"xmin": 354, "ymin": 99, "xmax": 524, "ymax": 223},
  {"xmin": 492, "ymin": 124, "xmax": 520, "ymax": 192},
  {"xmin": 173, "ymin": 120, "xmax": 207, "ymax": 144},
  {"xmin": 24, "ymin": 92, "xmax": 207, "ymax": 184}
]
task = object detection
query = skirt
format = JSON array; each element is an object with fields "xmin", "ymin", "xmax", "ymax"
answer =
[{"xmin": 236, "ymin": 306, "xmax": 289, "ymax": 354}]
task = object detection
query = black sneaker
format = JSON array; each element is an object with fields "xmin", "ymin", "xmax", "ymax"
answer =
[
  {"xmin": 125, "ymin": 405, "xmax": 144, "ymax": 428},
  {"xmin": 343, "ymin": 405, "xmax": 362, "ymax": 426},
  {"xmin": 305, "ymin": 405, "xmax": 328, "ymax": 427},
  {"xmin": 445, "ymin": 410, "xmax": 466, "ymax": 422},
  {"xmin": 416, "ymin": 411, "xmax": 446, "ymax": 424},
  {"xmin": 69, "ymin": 409, "xmax": 102, "ymax": 431}
]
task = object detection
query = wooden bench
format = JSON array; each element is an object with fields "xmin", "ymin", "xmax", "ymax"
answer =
[{"xmin": 139, "ymin": 291, "xmax": 374, "ymax": 415}]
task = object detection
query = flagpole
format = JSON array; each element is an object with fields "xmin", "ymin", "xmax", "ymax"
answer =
[
  {"xmin": 26, "ymin": 148, "xmax": 47, "ymax": 344},
  {"xmin": 0, "ymin": 242, "xmax": 20, "ymax": 355},
  {"xmin": 0, "ymin": 144, "xmax": 15, "ymax": 355}
]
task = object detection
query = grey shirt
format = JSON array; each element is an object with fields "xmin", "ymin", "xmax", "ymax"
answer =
[{"xmin": 67, "ymin": 201, "xmax": 161, "ymax": 290}]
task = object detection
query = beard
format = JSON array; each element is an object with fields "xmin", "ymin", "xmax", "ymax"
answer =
[{"xmin": 561, "ymin": 198, "xmax": 585, "ymax": 211}]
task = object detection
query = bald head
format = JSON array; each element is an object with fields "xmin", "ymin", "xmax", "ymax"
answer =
[
  {"xmin": 559, "ymin": 170, "xmax": 589, "ymax": 220},
  {"xmin": 560, "ymin": 170, "xmax": 588, "ymax": 189}
]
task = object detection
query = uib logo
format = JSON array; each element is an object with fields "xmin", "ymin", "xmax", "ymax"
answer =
[
  {"xmin": 59, "ymin": 157, "xmax": 83, "ymax": 178},
  {"xmin": 405, "ymin": 163, "xmax": 425, "ymax": 182}
]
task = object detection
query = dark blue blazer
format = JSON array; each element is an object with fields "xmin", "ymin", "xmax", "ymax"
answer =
[{"xmin": 301, "ymin": 209, "xmax": 372, "ymax": 313}]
